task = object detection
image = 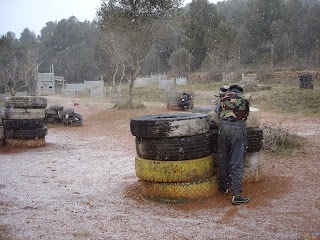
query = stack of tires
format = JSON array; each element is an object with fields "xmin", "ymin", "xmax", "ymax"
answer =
[
  {"xmin": 0, "ymin": 114, "xmax": 3, "ymax": 147},
  {"xmin": 130, "ymin": 113, "xmax": 218, "ymax": 203},
  {"xmin": 192, "ymin": 106, "xmax": 264, "ymax": 183},
  {"xmin": 3, "ymin": 96, "xmax": 47, "ymax": 147},
  {"xmin": 45, "ymin": 105, "xmax": 83, "ymax": 126},
  {"xmin": 243, "ymin": 107, "xmax": 264, "ymax": 183},
  {"xmin": 167, "ymin": 90, "xmax": 194, "ymax": 110}
]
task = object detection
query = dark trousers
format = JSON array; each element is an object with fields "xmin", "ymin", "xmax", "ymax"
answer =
[{"xmin": 218, "ymin": 120, "xmax": 247, "ymax": 195}]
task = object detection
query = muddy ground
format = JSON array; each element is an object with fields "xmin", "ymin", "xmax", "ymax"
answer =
[{"xmin": 0, "ymin": 95, "xmax": 319, "ymax": 240}]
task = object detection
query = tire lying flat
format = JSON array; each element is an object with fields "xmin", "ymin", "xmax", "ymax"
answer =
[
  {"xmin": 4, "ymin": 96, "xmax": 47, "ymax": 109},
  {"xmin": 130, "ymin": 113, "xmax": 210, "ymax": 138},
  {"xmin": 135, "ymin": 155, "xmax": 215, "ymax": 183},
  {"xmin": 5, "ymin": 137, "xmax": 46, "ymax": 147},
  {"xmin": 141, "ymin": 176, "xmax": 218, "ymax": 202},
  {"xmin": 136, "ymin": 131, "xmax": 214, "ymax": 160},
  {"xmin": 5, "ymin": 127, "xmax": 47, "ymax": 139},
  {"xmin": 243, "ymin": 165, "xmax": 264, "ymax": 183},
  {"xmin": 3, "ymin": 108, "xmax": 45, "ymax": 120},
  {"xmin": 3, "ymin": 119, "xmax": 45, "ymax": 130}
]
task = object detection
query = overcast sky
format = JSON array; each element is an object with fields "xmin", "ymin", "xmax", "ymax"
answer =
[{"xmin": 0, "ymin": 0, "xmax": 220, "ymax": 37}]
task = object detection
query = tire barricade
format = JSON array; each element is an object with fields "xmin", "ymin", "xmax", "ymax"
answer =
[
  {"xmin": 192, "ymin": 106, "xmax": 264, "ymax": 183},
  {"xmin": 2, "ymin": 96, "xmax": 48, "ymax": 147},
  {"xmin": 130, "ymin": 113, "xmax": 218, "ymax": 202},
  {"xmin": 45, "ymin": 105, "xmax": 83, "ymax": 127}
]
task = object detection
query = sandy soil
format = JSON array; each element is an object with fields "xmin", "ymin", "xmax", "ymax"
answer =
[{"xmin": 0, "ymin": 95, "xmax": 319, "ymax": 240}]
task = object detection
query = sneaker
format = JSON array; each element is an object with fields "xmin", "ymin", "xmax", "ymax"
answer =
[
  {"xmin": 219, "ymin": 186, "xmax": 229, "ymax": 195},
  {"xmin": 232, "ymin": 195, "xmax": 250, "ymax": 205}
]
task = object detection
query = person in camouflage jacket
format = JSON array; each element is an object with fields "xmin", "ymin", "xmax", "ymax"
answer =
[{"xmin": 217, "ymin": 84, "xmax": 251, "ymax": 205}]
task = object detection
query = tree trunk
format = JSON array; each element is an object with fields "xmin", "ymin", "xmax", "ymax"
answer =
[{"xmin": 127, "ymin": 62, "xmax": 140, "ymax": 108}]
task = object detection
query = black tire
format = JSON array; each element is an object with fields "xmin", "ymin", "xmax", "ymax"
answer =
[
  {"xmin": 5, "ymin": 96, "xmax": 47, "ymax": 108},
  {"xmin": 210, "ymin": 128, "xmax": 263, "ymax": 153},
  {"xmin": 210, "ymin": 129, "xmax": 219, "ymax": 153},
  {"xmin": 247, "ymin": 128, "xmax": 263, "ymax": 140},
  {"xmin": 63, "ymin": 113, "xmax": 83, "ymax": 126},
  {"xmin": 44, "ymin": 118, "xmax": 56, "ymax": 124},
  {"xmin": 49, "ymin": 105, "xmax": 64, "ymax": 111},
  {"xmin": 60, "ymin": 108, "xmax": 74, "ymax": 115},
  {"xmin": 136, "ymin": 131, "xmax": 214, "ymax": 160},
  {"xmin": 191, "ymin": 106, "xmax": 215, "ymax": 113},
  {"xmin": 3, "ymin": 119, "xmax": 45, "ymax": 130},
  {"xmin": 0, "ymin": 126, "xmax": 4, "ymax": 139},
  {"xmin": 247, "ymin": 128, "xmax": 263, "ymax": 153},
  {"xmin": 2, "ymin": 108, "xmax": 45, "ymax": 120},
  {"xmin": 5, "ymin": 127, "xmax": 48, "ymax": 139},
  {"xmin": 130, "ymin": 113, "xmax": 210, "ymax": 138},
  {"xmin": 45, "ymin": 109, "xmax": 57, "ymax": 115}
]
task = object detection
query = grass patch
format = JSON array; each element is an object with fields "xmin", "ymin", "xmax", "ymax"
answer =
[{"xmin": 250, "ymin": 87, "xmax": 320, "ymax": 116}]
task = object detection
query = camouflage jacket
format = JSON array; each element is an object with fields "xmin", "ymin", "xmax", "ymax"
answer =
[{"xmin": 219, "ymin": 91, "xmax": 250, "ymax": 121}]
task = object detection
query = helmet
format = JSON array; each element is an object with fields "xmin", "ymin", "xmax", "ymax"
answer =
[{"xmin": 229, "ymin": 84, "xmax": 244, "ymax": 92}]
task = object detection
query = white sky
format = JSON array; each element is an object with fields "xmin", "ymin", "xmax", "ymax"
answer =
[{"xmin": 0, "ymin": 0, "xmax": 220, "ymax": 37}]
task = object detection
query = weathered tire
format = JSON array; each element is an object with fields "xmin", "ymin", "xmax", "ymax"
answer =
[
  {"xmin": 49, "ymin": 105, "xmax": 64, "ymax": 111},
  {"xmin": 191, "ymin": 106, "xmax": 219, "ymax": 129},
  {"xmin": 135, "ymin": 155, "xmax": 215, "ymax": 183},
  {"xmin": 136, "ymin": 131, "xmax": 214, "ymax": 160},
  {"xmin": 4, "ymin": 96, "xmax": 47, "ymax": 109},
  {"xmin": 45, "ymin": 109, "xmax": 57, "ymax": 115},
  {"xmin": 209, "ymin": 129, "xmax": 219, "ymax": 153},
  {"xmin": 63, "ymin": 113, "xmax": 83, "ymax": 126},
  {"xmin": 245, "ymin": 152, "xmax": 263, "ymax": 167},
  {"xmin": 5, "ymin": 127, "xmax": 47, "ymax": 139},
  {"xmin": 210, "ymin": 128, "xmax": 262, "ymax": 154},
  {"xmin": 3, "ymin": 119, "xmax": 45, "ymax": 130},
  {"xmin": 247, "ymin": 128, "xmax": 263, "ymax": 153},
  {"xmin": 130, "ymin": 113, "xmax": 210, "ymax": 138},
  {"xmin": 167, "ymin": 90, "xmax": 194, "ymax": 110},
  {"xmin": 3, "ymin": 108, "xmax": 45, "ymax": 120},
  {"xmin": 0, "ymin": 126, "xmax": 4, "ymax": 139},
  {"xmin": 44, "ymin": 118, "xmax": 56, "ymax": 124},
  {"xmin": 60, "ymin": 108, "xmax": 74, "ymax": 115},
  {"xmin": 243, "ymin": 165, "xmax": 264, "ymax": 183},
  {"xmin": 141, "ymin": 176, "xmax": 218, "ymax": 202},
  {"xmin": 5, "ymin": 137, "xmax": 46, "ymax": 147}
]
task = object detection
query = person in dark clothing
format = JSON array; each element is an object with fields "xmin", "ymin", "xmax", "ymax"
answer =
[
  {"xmin": 217, "ymin": 84, "xmax": 250, "ymax": 205},
  {"xmin": 177, "ymin": 92, "xmax": 192, "ymax": 110}
]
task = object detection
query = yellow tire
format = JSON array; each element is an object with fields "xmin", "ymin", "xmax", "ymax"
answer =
[
  {"xmin": 5, "ymin": 137, "xmax": 46, "ymax": 147},
  {"xmin": 243, "ymin": 164, "xmax": 264, "ymax": 183},
  {"xmin": 135, "ymin": 155, "xmax": 215, "ymax": 183},
  {"xmin": 141, "ymin": 176, "xmax": 218, "ymax": 202}
]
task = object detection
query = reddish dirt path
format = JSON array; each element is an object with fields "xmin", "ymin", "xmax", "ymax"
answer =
[{"xmin": 0, "ymin": 96, "xmax": 319, "ymax": 240}]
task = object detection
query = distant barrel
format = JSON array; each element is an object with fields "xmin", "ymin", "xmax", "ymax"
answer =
[{"xmin": 299, "ymin": 74, "xmax": 313, "ymax": 89}]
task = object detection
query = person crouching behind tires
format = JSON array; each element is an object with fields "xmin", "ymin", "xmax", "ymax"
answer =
[
  {"xmin": 177, "ymin": 92, "xmax": 192, "ymax": 110},
  {"xmin": 217, "ymin": 84, "xmax": 251, "ymax": 205}
]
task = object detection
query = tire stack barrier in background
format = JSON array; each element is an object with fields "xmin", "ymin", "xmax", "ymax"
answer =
[
  {"xmin": 3, "ymin": 96, "xmax": 47, "ymax": 147},
  {"xmin": 166, "ymin": 90, "xmax": 194, "ymax": 110},
  {"xmin": 0, "ymin": 122, "xmax": 4, "ymax": 147},
  {"xmin": 45, "ymin": 105, "xmax": 83, "ymax": 126},
  {"xmin": 192, "ymin": 106, "xmax": 264, "ymax": 183},
  {"xmin": 130, "ymin": 113, "xmax": 218, "ymax": 202}
]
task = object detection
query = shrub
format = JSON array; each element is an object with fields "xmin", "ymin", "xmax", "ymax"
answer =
[{"xmin": 261, "ymin": 121, "xmax": 305, "ymax": 153}]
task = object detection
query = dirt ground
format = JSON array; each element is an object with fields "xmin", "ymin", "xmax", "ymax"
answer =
[{"xmin": 0, "ymin": 95, "xmax": 319, "ymax": 240}]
